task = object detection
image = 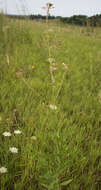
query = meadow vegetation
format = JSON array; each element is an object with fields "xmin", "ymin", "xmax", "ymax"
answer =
[{"xmin": 0, "ymin": 13, "xmax": 101, "ymax": 190}]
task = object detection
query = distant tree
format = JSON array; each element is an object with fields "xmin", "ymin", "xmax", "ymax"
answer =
[{"xmin": 7, "ymin": 13, "xmax": 101, "ymax": 27}]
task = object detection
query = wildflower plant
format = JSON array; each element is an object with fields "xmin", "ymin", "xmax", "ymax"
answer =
[
  {"xmin": 42, "ymin": 3, "xmax": 54, "ymax": 24},
  {"xmin": 43, "ymin": 3, "xmax": 69, "ymax": 108}
]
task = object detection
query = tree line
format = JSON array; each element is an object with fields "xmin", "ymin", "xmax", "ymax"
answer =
[{"xmin": 8, "ymin": 14, "xmax": 101, "ymax": 26}]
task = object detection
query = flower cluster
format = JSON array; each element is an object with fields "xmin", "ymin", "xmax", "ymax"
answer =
[
  {"xmin": 2, "ymin": 130, "xmax": 22, "ymax": 137},
  {"xmin": 14, "ymin": 130, "xmax": 22, "ymax": 134},
  {"xmin": 49, "ymin": 104, "xmax": 57, "ymax": 110},
  {"xmin": 3, "ymin": 132, "xmax": 11, "ymax": 137},
  {"xmin": 1, "ymin": 129, "xmax": 22, "ymax": 174},
  {"xmin": 9, "ymin": 147, "xmax": 18, "ymax": 153},
  {"xmin": 0, "ymin": 167, "xmax": 7, "ymax": 174}
]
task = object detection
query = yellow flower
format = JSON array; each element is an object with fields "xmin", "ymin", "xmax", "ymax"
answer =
[{"xmin": 32, "ymin": 66, "xmax": 35, "ymax": 69}]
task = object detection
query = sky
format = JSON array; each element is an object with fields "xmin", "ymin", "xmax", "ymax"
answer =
[{"xmin": 0, "ymin": 0, "xmax": 101, "ymax": 17}]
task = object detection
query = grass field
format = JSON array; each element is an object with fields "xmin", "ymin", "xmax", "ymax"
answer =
[{"xmin": 0, "ymin": 14, "xmax": 101, "ymax": 190}]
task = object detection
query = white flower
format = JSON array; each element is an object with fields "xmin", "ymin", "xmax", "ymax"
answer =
[
  {"xmin": 3, "ymin": 132, "xmax": 12, "ymax": 137},
  {"xmin": 9, "ymin": 147, "xmax": 18, "ymax": 153},
  {"xmin": 14, "ymin": 130, "xmax": 22, "ymax": 134},
  {"xmin": 49, "ymin": 104, "xmax": 57, "ymax": 110},
  {"xmin": 0, "ymin": 167, "xmax": 7, "ymax": 174}
]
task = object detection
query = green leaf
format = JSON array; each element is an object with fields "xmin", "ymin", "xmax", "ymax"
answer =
[
  {"xmin": 60, "ymin": 179, "xmax": 73, "ymax": 186},
  {"xmin": 41, "ymin": 183, "xmax": 49, "ymax": 188}
]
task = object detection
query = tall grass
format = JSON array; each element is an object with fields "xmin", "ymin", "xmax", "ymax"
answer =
[{"xmin": 0, "ymin": 13, "xmax": 101, "ymax": 190}]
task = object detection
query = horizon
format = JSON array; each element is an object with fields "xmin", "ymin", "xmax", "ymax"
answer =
[
  {"xmin": 0, "ymin": 0, "xmax": 101, "ymax": 17},
  {"xmin": 7, "ymin": 13, "xmax": 101, "ymax": 18}
]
